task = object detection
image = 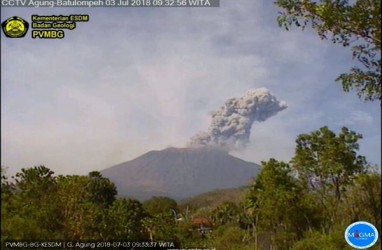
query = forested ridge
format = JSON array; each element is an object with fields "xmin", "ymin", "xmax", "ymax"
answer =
[{"xmin": 1, "ymin": 127, "xmax": 381, "ymax": 249}]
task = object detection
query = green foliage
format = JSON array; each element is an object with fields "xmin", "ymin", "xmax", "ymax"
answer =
[
  {"xmin": 292, "ymin": 126, "xmax": 366, "ymax": 200},
  {"xmin": 244, "ymin": 126, "xmax": 379, "ymax": 249},
  {"xmin": 275, "ymin": 0, "xmax": 381, "ymax": 101},
  {"xmin": 210, "ymin": 202, "xmax": 241, "ymax": 226},
  {"xmin": 247, "ymin": 159, "xmax": 307, "ymax": 249},
  {"xmin": 55, "ymin": 173, "xmax": 117, "ymax": 240},
  {"xmin": 291, "ymin": 228, "xmax": 352, "ymax": 250},
  {"xmin": 104, "ymin": 198, "xmax": 147, "ymax": 240},
  {"xmin": 344, "ymin": 173, "xmax": 381, "ymax": 226},
  {"xmin": 1, "ymin": 166, "xmax": 13, "ymax": 194},
  {"xmin": 14, "ymin": 166, "xmax": 57, "ymax": 199},
  {"xmin": 1, "ymin": 129, "xmax": 379, "ymax": 250},
  {"xmin": 143, "ymin": 196, "xmax": 178, "ymax": 216},
  {"xmin": 56, "ymin": 175, "xmax": 92, "ymax": 239},
  {"xmin": 291, "ymin": 126, "xmax": 368, "ymax": 233},
  {"xmin": 142, "ymin": 197, "xmax": 180, "ymax": 242},
  {"xmin": 4, "ymin": 166, "xmax": 61, "ymax": 240},
  {"xmin": 207, "ymin": 225, "xmax": 249, "ymax": 250},
  {"xmin": 1, "ymin": 167, "xmax": 122, "ymax": 242},
  {"xmin": 179, "ymin": 187, "xmax": 247, "ymax": 212},
  {"xmin": 86, "ymin": 171, "xmax": 117, "ymax": 208}
]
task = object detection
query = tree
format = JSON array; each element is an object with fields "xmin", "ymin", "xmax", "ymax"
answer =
[
  {"xmin": 291, "ymin": 126, "xmax": 368, "ymax": 232},
  {"xmin": 14, "ymin": 166, "xmax": 57, "ymax": 199},
  {"xmin": 207, "ymin": 225, "xmax": 251, "ymax": 250},
  {"xmin": 56, "ymin": 175, "xmax": 101, "ymax": 240},
  {"xmin": 143, "ymin": 196, "xmax": 178, "ymax": 217},
  {"xmin": 344, "ymin": 172, "xmax": 381, "ymax": 227},
  {"xmin": 104, "ymin": 198, "xmax": 147, "ymax": 241},
  {"xmin": 1, "ymin": 166, "xmax": 13, "ymax": 194},
  {"xmin": 290, "ymin": 228, "xmax": 353, "ymax": 250},
  {"xmin": 292, "ymin": 126, "xmax": 366, "ymax": 199},
  {"xmin": 210, "ymin": 202, "xmax": 241, "ymax": 226},
  {"xmin": 142, "ymin": 197, "xmax": 179, "ymax": 242},
  {"xmin": 244, "ymin": 127, "xmax": 377, "ymax": 249},
  {"xmin": 2, "ymin": 166, "xmax": 61, "ymax": 240},
  {"xmin": 86, "ymin": 171, "xmax": 117, "ymax": 208},
  {"xmin": 275, "ymin": 0, "xmax": 381, "ymax": 101},
  {"xmin": 55, "ymin": 172, "xmax": 117, "ymax": 240},
  {"xmin": 1, "ymin": 166, "xmax": 15, "ymax": 243},
  {"xmin": 247, "ymin": 159, "xmax": 308, "ymax": 250}
]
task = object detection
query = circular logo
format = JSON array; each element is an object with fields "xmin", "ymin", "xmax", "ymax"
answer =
[
  {"xmin": 345, "ymin": 221, "xmax": 379, "ymax": 249},
  {"xmin": 1, "ymin": 16, "xmax": 29, "ymax": 38}
]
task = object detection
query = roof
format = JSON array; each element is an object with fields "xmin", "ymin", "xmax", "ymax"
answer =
[{"xmin": 191, "ymin": 217, "xmax": 212, "ymax": 227}]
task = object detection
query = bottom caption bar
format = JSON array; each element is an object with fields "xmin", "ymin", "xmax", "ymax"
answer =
[{"xmin": 4, "ymin": 241, "xmax": 178, "ymax": 249}]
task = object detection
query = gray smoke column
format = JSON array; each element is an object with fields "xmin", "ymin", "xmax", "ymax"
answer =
[{"xmin": 188, "ymin": 88, "xmax": 287, "ymax": 151}]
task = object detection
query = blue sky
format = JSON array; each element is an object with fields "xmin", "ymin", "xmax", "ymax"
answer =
[{"xmin": 1, "ymin": 0, "xmax": 380, "ymax": 176}]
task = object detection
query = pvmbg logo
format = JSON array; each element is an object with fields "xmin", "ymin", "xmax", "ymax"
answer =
[
  {"xmin": 1, "ymin": 16, "xmax": 29, "ymax": 38},
  {"xmin": 345, "ymin": 221, "xmax": 379, "ymax": 249}
]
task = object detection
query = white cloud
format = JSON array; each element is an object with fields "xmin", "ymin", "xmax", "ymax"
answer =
[{"xmin": 339, "ymin": 110, "xmax": 374, "ymax": 126}]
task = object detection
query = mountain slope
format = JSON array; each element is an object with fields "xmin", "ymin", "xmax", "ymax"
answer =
[
  {"xmin": 179, "ymin": 187, "xmax": 249, "ymax": 211},
  {"xmin": 101, "ymin": 147, "xmax": 260, "ymax": 200}
]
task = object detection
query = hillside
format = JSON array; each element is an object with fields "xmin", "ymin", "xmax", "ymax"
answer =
[
  {"xmin": 101, "ymin": 147, "xmax": 260, "ymax": 200},
  {"xmin": 179, "ymin": 186, "xmax": 249, "ymax": 211}
]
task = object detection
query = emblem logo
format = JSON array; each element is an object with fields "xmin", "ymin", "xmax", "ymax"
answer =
[
  {"xmin": 1, "ymin": 16, "xmax": 29, "ymax": 38},
  {"xmin": 345, "ymin": 221, "xmax": 379, "ymax": 249}
]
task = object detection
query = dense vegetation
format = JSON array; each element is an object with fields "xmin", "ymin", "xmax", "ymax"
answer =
[
  {"xmin": 275, "ymin": 0, "xmax": 381, "ymax": 102},
  {"xmin": 1, "ymin": 126, "xmax": 380, "ymax": 249}
]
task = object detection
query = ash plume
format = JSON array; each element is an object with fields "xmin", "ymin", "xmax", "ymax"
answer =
[{"xmin": 188, "ymin": 88, "xmax": 287, "ymax": 151}]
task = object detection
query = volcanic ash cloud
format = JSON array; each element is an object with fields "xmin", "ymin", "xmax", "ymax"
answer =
[{"xmin": 188, "ymin": 88, "xmax": 287, "ymax": 151}]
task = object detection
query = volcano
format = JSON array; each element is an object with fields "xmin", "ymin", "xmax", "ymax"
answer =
[{"xmin": 101, "ymin": 147, "xmax": 260, "ymax": 200}]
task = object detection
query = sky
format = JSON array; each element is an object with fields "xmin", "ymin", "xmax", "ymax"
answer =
[{"xmin": 1, "ymin": 0, "xmax": 381, "ymax": 176}]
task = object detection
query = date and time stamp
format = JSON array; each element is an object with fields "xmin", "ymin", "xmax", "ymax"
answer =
[
  {"xmin": 4, "ymin": 241, "xmax": 176, "ymax": 249},
  {"xmin": 102, "ymin": 0, "xmax": 216, "ymax": 7},
  {"xmin": 3, "ymin": 241, "xmax": 217, "ymax": 249}
]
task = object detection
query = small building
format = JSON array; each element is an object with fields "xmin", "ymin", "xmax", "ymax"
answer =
[{"xmin": 191, "ymin": 217, "xmax": 213, "ymax": 234}]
